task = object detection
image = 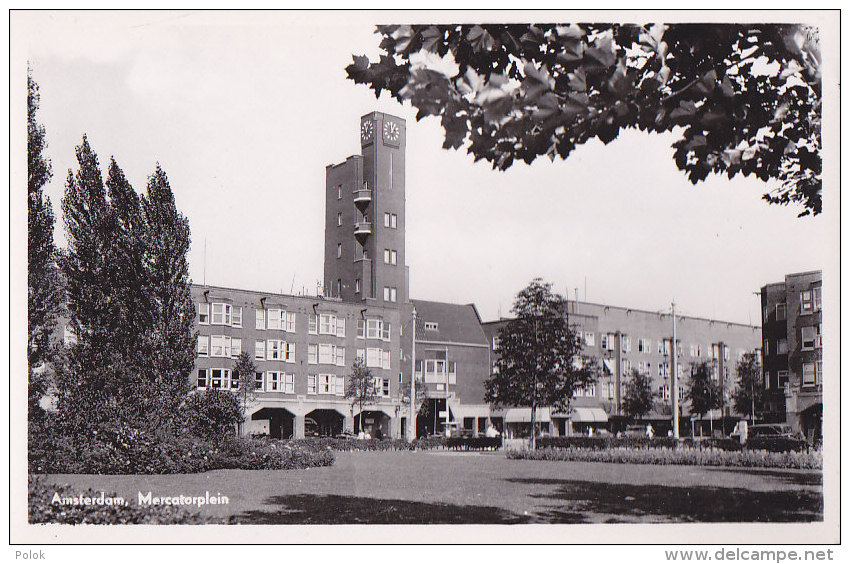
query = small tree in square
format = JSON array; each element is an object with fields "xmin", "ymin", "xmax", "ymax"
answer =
[
  {"xmin": 686, "ymin": 361, "xmax": 723, "ymax": 437},
  {"xmin": 484, "ymin": 278, "xmax": 596, "ymax": 449},
  {"xmin": 232, "ymin": 351, "xmax": 258, "ymax": 434},
  {"xmin": 345, "ymin": 357, "xmax": 377, "ymax": 434},
  {"xmin": 621, "ymin": 369, "xmax": 655, "ymax": 421},
  {"xmin": 732, "ymin": 351, "xmax": 765, "ymax": 424}
]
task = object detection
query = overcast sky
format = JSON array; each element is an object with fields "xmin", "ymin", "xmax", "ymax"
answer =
[{"xmin": 16, "ymin": 11, "xmax": 834, "ymax": 325}]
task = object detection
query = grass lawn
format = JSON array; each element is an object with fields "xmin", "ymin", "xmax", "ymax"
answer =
[{"xmin": 40, "ymin": 451, "xmax": 822, "ymax": 524}]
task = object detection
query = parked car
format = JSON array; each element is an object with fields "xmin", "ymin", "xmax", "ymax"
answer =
[{"xmin": 746, "ymin": 423, "xmax": 803, "ymax": 440}]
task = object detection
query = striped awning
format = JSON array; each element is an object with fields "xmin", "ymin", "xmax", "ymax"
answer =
[{"xmin": 570, "ymin": 407, "xmax": 609, "ymax": 423}]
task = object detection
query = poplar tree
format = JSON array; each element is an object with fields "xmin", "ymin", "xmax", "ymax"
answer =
[
  {"xmin": 27, "ymin": 69, "xmax": 63, "ymax": 418},
  {"xmin": 686, "ymin": 361, "xmax": 723, "ymax": 437}
]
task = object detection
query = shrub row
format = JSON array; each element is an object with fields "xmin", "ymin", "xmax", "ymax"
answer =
[
  {"xmin": 30, "ymin": 423, "xmax": 335, "ymax": 475},
  {"xmin": 284, "ymin": 436, "xmax": 448, "ymax": 452},
  {"xmin": 28, "ymin": 476, "xmax": 225, "ymax": 524},
  {"xmin": 446, "ymin": 437, "xmax": 502, "ymax": 450},
  {"xmin": 536, "ymin": 436, "xmax": 679, "ymax": 450},
  {"xmin": 535, "ymin": 436, "xmax": 811, "ymax": 453},
  {"xmin": 506, "ymin": 446, "xmax": 822, "ymax": 470}
]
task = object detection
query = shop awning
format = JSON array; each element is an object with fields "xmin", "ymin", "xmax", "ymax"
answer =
[
  {"xmin": 452, "ymin": 405, "xmax": 493, "ymax": 419},
  {"xmin": 504, "ymin": 407, "xmax": 551, "ymax": 423},
  {"xmin": 602, "ymin": 359, "xmax": 615, "ymax": 375},
  {"xmin": 570, "ymin": 407, "xmax": 609, "ymax": 423}
]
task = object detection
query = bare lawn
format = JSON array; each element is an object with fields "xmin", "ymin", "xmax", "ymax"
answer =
[{"xmin": 42, "ymin": 450, "xmax": 822, "ymax": 524}]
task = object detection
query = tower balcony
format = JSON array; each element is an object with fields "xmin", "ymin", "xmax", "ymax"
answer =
[
  {"xmin": 354, "ymin": 221, "xmax": 372, "ymax": 236},
  {"xmin": 353, "ymin": 189, "xmax": 372, "ymax": 205}
]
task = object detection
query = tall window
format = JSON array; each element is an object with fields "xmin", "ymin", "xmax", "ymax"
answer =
[
  {"xmin": 256, "ymin": 309, "xmax": 265, "ymax": 330},
  {"xmin": 801, "ymin": 326, "xmax": 816, "ymax": 350},
  {"xmin": 255, "ymin": 340, "xmax": 265, "ymax": 360},
  {"xmin": 211, "ymin": 303, "xmax": 233, "ymax": 326},
  {"xmin": 337, "ymin": 243, "xmax": 342, "ymax": 258},
  {"xmin": 307, "ymin": 374, "xmax": 317, "ymax": 395},
  {"xmin": 802, "ymin": 363, "xmax": 816, "ymax": 386},
  {"xmin": 355, "ymin": 279, "xmax": 361, "ymax": 294},
  {"xmin": 801, "ymin": 290, "xmax": 813, "ymax": 313},
  {"xmin": 197, "ymin": 335, "xmax": 209, "ymax": 357},
  {"xmin": 198, "ymin": 303, "xmax": 209, "ymax": 325},
  {"xmin": 813, "ymin": 286, "xmax": 822, "ymax": 311},
  {"xmin": 197, "ymin": 369, "xmax": 207, "ymax": 389},
  {"xmin": 337, "ymin": 212, "xmax": 342, "ymax": 226},
  {"xmin": 776, "ymin": 303, "xmax": 786, "ymax": 321}
]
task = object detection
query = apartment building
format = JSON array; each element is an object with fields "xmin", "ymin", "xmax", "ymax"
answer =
[
  {"xmin": 481, "ymin": 302, "xmax": 761, "ymax": 437},
  {"xmin": 760, "ymin": 271, "xmax": 823, "ymax": 441}
]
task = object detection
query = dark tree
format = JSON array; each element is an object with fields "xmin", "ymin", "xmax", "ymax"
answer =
[
  {"xmin": 27, "ymin": 69, "xmax": 63, "ymax": 419},
  {"xmin": 232, "ymin": 351, "xmax": 258, "ymax": 431},
  {"xmin": 345, "ymin": 357, "xmax": 377, "ymax": 433},
  {"xmin": 686, "ymin": 361, "xmax": 723, "ymax": 436},
  {"xmin": 485, "ymin": 278, "xmax": 595, "ymax": 449},
  {"xmin": 58, "ymin": 139, "xmax": 196, "ymax": 428},
  {"xmin": 348, "ymin": 24, "xmax": 821, "ymax": 216},
  {"xmin": 180, "ymin": 388, "xmax": 242, "ymax": 442},
  {"xmin": 621, "ymin": 369, "xmax": 655, "ymax": 420},
  {"xmin": 732, "ymin": 351, "xmax": 765, "ymax": 424}
]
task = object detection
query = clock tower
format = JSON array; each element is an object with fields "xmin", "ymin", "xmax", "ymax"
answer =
[{"xmin": 324, "ymin": 112, "xmax": 408, "ymax": 308}]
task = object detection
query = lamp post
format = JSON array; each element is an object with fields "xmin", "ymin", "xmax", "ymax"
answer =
[
  {"xmin": 408, "ymin": 306, "xmax": 417, "ymax": 442},
  {"xmin": 671, "ymin": 302, "xmax": 680, "ymax": 439}
]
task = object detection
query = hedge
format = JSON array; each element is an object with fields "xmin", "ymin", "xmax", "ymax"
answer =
[
  {"xmin": 28, "ymin": 476, "xmax": 226, "ymax": 524},
  {"xmin": 446, "ymin": 437, "xmax": 502, "ymax": 450},
  {"xmin": 284, "ymin": 436, "xmax": 448, "ymax": 452},
  {"xmin": 536, "ymin": 436, "xmax": 679, "ymax": 450},
  {"xmin": 30, "ymin": 429, "xmax": 335, "ymax": 475},
  {"xmin": 506, "ymin": 446, "xmax": 822, "ymax": 470}
]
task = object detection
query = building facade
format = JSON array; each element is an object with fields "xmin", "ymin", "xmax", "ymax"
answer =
[
  {"xmin": 760, "ymin": 271, "xmax": 823, "ymax": 441},
  {"xmin": 191, "ymin": 284, "xmax": 404, "ymax": 439},
  {"xmin": 481, "ymin": 302, "xmax": 761, "ymax": 437}
]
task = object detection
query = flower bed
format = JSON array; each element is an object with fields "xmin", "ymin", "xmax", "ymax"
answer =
[
  {"xmin": 536, "ymin": 436, "xmax": 678, "ymax": 450},
  {"xmin": 506, "ymin": 446, "xmax": 822, "ymax": 470},
  {"xmin": 28, "ymin": 476, "xmax": 225, "ymax": 524}
]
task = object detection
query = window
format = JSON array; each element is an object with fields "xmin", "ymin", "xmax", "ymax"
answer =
[
  {"xmin": 211, "ymin": 303, "xmax": 232, "ymax": 325},
  {"xmin": 231, "ymin": 338, "xmax": 242, "ymax": 358},
  {"xmin": 336, "ymin": 317, "xmax": 346, "ymax": 337},
  {"xmin": 607, "ymin": 382, "xmax": 615, "ymax": 400},
  {"xmin": 382, "ymin": 322, "xmax": 391, "ymax": 341},
  {"xmin": 256, "ymin": 309, "xmax": 265, "ymax": 330},
  {"xmin": 801, "ymin": 326, "xmax": 816, "ymax": 350},
  {"xmin": 621, "ymin": 336, "xmax": 631, "ymax": 353},
  {"xmin": 813, "ymin": 286, "xmax": 822, "ymax": 312},
  {"xmin": 337, "ymin": 212, "xmax": 342, "ymax": 226},
  {"xmin": 355, "ymin": 279, "xmax": 360, "ymax": 294},
  {"xmin": 801, "ymin": 290, "xmax": 813, "ymax": 313},
  {"xmin": 366, "ymin": 348, "xmax": 385, "ymax": 369},
  {"xmin": 492, "ymin": 336, "xmax": 500, "ymax": 350},
  {"xmin": 267, "ymin": 371, "xmax": 281, "ymax": 392},
  {"xmin": 384, "ymin": 249, "xmax": 390, "ymax": 264},
  {"xmin": 335, "ymin": 346, "xmax": 346, "ymax": 367},
  {"xmin": 267, "ymin": 309, "xmax": 282, "ymax": 330},
  {"xmin": 198, "ymin": 303, "xmax": 209, "ymax": 325},
  {"xmin": 335, "ymin": 375, "xmax": 345, "ymax": 396},
  {"xmin": 391, "ymin": 214, "xmax": 397, "ymax": 228},
  {"xmin": 319, "ymin": 374, "xmax": 332, "ymax": 394},
  {"xmin": 383, "ymin": 287, "xmax": 395, "ymax": 302},
  {"xmin": 382, "ymin": 350, "xmax": 391, "ymax": 370},
  {"xmin": 584, "ymin": 332, "xmax": 595, "ymax": 347},
  {"xmin": 337, "ymin": 185, "xmax": 342, "ymax": 199},
  {"xmin": 373, "ymin": 377, "xmax": 390, "ymax": 397},
  {"xmin": 319, "ymin": 313, "xmax": 337, "ymax": 335},
  {"xmin": 197, "ymin": 369, "xmax": 207, "ymax": 389},
  {"xmin": 778, "ymin": 370, "xmax": 789, "ymax": 388},
  {"xmin": 197, "ymin": 335, "xmax": 209, "ymax": 357},
  {"xmin": 255, "ymin": 372, "xmax": 264, "ymax": 391},
  {"xmin": 267, "ymin": 340, "xmax": 282, "ymax": 360},
  {"xmin": 232, "ymin": 307, "xmax": 242, "ymax": 328},
  {"xmin": 284, "ymin": 373, "xmax": 295, "ymax": 394},
  {"xmin": 367, "ymin": 319, "xmax": 381, "ymax": 339},
  {"xmin": 307, "ymin": 374, "xmax": 317, "ymax": 395},
  {"xmin": 308, "ymin": 344, "xmax": 318, "ymax": 365},
  {"xmin": 337, "ymin": 243, "xmax": 342, "ymax": 258},
  {"xmin": 777, "ymin": 338, "xmax": 788, "ymax": 354},
  {"xmin": 384, "ymin": 212, "xmax": 390, "ymax": 228},
  {"xmin": 210, "ymin": 368, "xmax": 231, "ymax": 389},
  {"xmin": 776, "ymin": 303, "xmax": 786, "ymax": 321},
  {"xmin": 723, "ymin": 345, "xmax": 729, "ymax": 360},
  {"xmin": 802, "ymin": 363, "xmax": 816, "ymax": 386},
  {"xmin": 391, "ymin": 250, "xmax": 397, "ymax": 265},
  {"xmin": 424, "ymin": 322, "xmax": 439, "ymax": 331},
  {"xmin": 638, "ymin": 338, "xmax": 650, "ymax": 354},
  {"xmin": 211, "ymin": 335, "xmax": 231, "ymax": 357},
  {"xmin": 815, "ymin": 324, "xmax": 822, "ymax": 348},
  {"xmin": 711, "ymin": 343, "xmax": 719, "ymax": 360},
  {"xmin": 357, "ymin": 319, "xmax": 366, "ymax": 338},
  {"xmin": 319, "ymin": 344, "xmax": 334, "ymax": 365},
  {"xmin": 309, "ymin": 315, "xmax": 318, "ymax": 335},
  {"xmin": 764, "ymin": 340, "xmax": 770, "ymax": 355}
]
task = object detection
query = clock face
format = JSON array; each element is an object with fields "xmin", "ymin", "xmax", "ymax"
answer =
[
  {"xmin": 383, "ymin": 120, "xmax": 400, "ymax": 144},
  {"xmin": 360, "ymin": 120, "xmax": 373, "ymax": 143}
]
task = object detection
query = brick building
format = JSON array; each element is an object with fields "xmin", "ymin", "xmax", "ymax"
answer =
[{"xmin": 760, "ymin": 271, "xmax": 823, "ymax": 441}]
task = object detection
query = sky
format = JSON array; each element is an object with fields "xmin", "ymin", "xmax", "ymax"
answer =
[{"xmin": 14, "ymin": 11, "xmax": 836, "ymax": 326}]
